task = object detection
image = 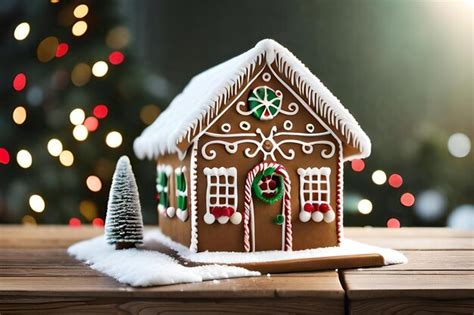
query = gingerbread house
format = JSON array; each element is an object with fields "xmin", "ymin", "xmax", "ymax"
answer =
[{"xmin": 134, "ymin": 39, "xmax": 371, "ymax": 253}]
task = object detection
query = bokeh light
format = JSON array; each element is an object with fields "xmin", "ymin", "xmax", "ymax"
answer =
[
  {"xmin": 59, "ymin": 150, "xmax": 74, "ymax": 167},
  {"xmin": 0, "ymin": 148, "xmax": 10, "ymax": 165},
  {"xmin": 12, "ymin": 106, "xmax": 27, "ymax": 125},
  {"xmin": 447, "ymin": 133, "xmax": 471, "ymax": 158},
  {"xmin": 415, "ymin": 190, "xmax": 446, "ymax": 221},
  {"xmin": 47, "ymin": 139, "xmax": 63, "ymax": 157},
  {"xmin": 400, "ymin": 192, "xmax": 415, "ymax": 207},
  {"xmin": 71, "ymin": 63, "xmax": 91, "ymax": 86},
  {"xmin": 73, "ymin": 4, "xmax": 89, "ymax": 18},
  {"xmin": 108, "ymin": 51, "xmax": 125, "ymax": 65},
  {"xmin": 351, "ymin": 159, "xmax": 365, "ymax": 172},
  {"xmin": 16, "ymin": 150, "xmax": 32, "ymax": 168},
  {"xmin": 93, "ymin": 104, "xmax": 108, "ymax": 119},
  {"xmin": 140, "ymin": 104, "xmax": 161, "ymax": 125},
  {"xmin": 106, "ymin": 26, "xmax": 130, "ymax": 49},
  {"xmin": 14, "ymin": 22, "xmax": 30, "ymax": 41},
  {"xmin": 371, "ymin": 170, "xmax": 387, "ymax": 185},
  {"xmin": 79, "ymin": 200, "xmax": 97, "ymax": 221},
  {"xmin": 447, "ymin": 204, "xmax": 474, "ymax": 229},
  {"xmin": 388, "ymin": 173, "xmax": 403, "ymax": 188},
  {"xmin": 106, "ymin": 131, "xmax": 123, "ymax": 148},
  {"xmin": 13, "ymin": 73, "xmax": 27, "ymax": 91},
  {"xmin": 37, "ymin": 36, "xmax": 59, "ymax": 62},
  {"xmin": 26, "ymin": 86, "xmax": 44, "ymax": 106},
  {"xmin": 73, "ymin": 125, "xmax": 88, "ymax": 141},
  {"xmin": 84, "ymin": 116, "xmax": 99, "ymax": 132},
  {"xmin": 92, "ymin": 61, "xmax": 109, "ymax": 77},
  {"xmin": 92, "ymin": 217, "xmax": 104, "ymax": 227},
  {"xmin": 22, "ymin": 215, "xmax": 37, "ymax": 225},
  {"xmin": 29, "ymin": 194, "xmax": 45, "ymax": 213},
  {"xmin": 357, "ymin": 199, "xmax": 373, "ymax": 214},
  {"xmin": 86, "ymin": 175, "xmax": 102, "ymax": 192},
  {"xmin": 69, "ymin": 217, "xmax": 81, "ymax": 227},
  {"xmin": 72, "ymin": 21, "xmax": 88, "ymax": 36},
  {"xmin": 69, "ymin": 108, "xmax": 85, "ymax": 125},
  {"xmin": 387, "ymin": 218, "xmax": 400, "ymax": 228},
  {"xmin": 55, "ymin": 43, "xmax": 69, "ymax": 58}
]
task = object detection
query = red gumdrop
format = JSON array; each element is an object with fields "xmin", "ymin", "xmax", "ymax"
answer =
[
  {"xmin": 225, "ymin": 207, "xmax": 234, "ymax": 217},
  {"xmin": 319, "ymin": 203, "xmax": 331, "ymax": 213},
  {"xmin": 303, "ymin": 202, "xmax": 314, "ymax": 213}
]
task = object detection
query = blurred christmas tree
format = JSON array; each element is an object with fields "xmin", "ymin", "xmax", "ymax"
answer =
[{"xmin": 0, "ymin": 0, "xmax": 164, "ymax": 225}]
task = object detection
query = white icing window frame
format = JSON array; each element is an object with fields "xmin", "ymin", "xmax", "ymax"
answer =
[
  {"xmin": 203, "ymin": 167, "xmax": 241, "ymax": 225},
  {"xmin": 297, "ymin": 167, "xmax": 335, "ymax": 223}
]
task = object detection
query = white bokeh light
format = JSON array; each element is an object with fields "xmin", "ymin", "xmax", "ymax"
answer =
[
  {"xmin": 47, "ymin": 139, "xmax": 63, "ymax": 157},
  {"xmin": 358, "ymin": 199, "xmax": 373, "ymax": 214},
  {"xmin": 371, "ymin": 170, "xmax": 387, "ymax": 185},
  {"xmin": 17, "ymin": 149, "xmax": 32, "ymax": 168},
  {"xmin": 415, "ymin": 190, "xmax": 446, "ymax": 221},
  {"xmin": 447, "ymin": 204, "xmax": 474, "ymax": 229},
  {"xmin": 92, "ymin": 61, "xmax": 109, "ymax": 77},
  {"xmin": 69, "ymin": 108, "xmax": 85, "ymax": 125},
  {"xmin": 448, "ymin": 133, "xmax": 471, "ymax": 158},
  {"xmin": 29, "ymin": 194, "xmax": 45, "ymax": 213},
  {"xmin": 14, "ymin": 22, "xmax": 30, "ymax": 40},
  {"xmin": 106, "ymin": 131, "xmax": 123, "ymax": 148}
]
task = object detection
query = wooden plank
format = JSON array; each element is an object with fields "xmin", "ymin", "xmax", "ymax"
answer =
[
  {"xmin": 345, "ymin": 227, "xmax": 474, "ymax": 238},
  {"xmin": 0, "ymin": 272, "xmax": 344, "ymax": 299},
  {"xmin": 346, "ymin": 237, "xmax": 474, "ymax": 250},
  {"xmin": 349, "ymin": 298, "xmax": 474, "ymax": 315},
  {"xmin": 0, "ymin": 297, "xmax": 344, "ymax": 314},
  {"xmin": 345, "ymin": 251, "xmax": 474, "ymax": 272}
]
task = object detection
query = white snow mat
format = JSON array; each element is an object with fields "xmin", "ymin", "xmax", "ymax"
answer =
[{"xmin": 68, "ymin": 229, "xmax": 406, "ymax": 287}]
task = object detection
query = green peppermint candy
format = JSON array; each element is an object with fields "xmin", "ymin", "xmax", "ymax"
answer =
[{"xmin": 248, "ymin": 86, "xmax": 283, "ymax": 120}]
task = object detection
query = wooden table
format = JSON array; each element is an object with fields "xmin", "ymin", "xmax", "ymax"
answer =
[{"xmin": 0, "ymin": 226, "xmax": 472, "ymax": 314}]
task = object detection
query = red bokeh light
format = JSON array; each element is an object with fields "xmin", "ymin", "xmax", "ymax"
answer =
[
  {"xmin": 84, "ymin": 116, "xmax": 99, "ymax": 132},
  {"xmin": 92, "ymin": 217, "xmax": 104, "ymax": 227},
  {"xmin": 55, "ymin": 43, "xmax": 69, "ymax": 58},
  {"xmin": 387, "ymin": 218, "xmax": 401, "ymax": 228},
  {"xmin": 400, "ymin": 192, "xmax": 415, "ymax": 207},
  {"xmin": 0, "ymin": 148, "xmax": 10, "ymax": 165},
  {"xmin": 69, "ymin": 217, "xmax": 81, "ymax": 227},
  {"xmin": 351, "ymin": 159, "xmax": 365, "ymax": 172},
  {"xmin": 93, "ymin": 104, "xmax": 108, "ymax": 119},
  {"xmin": 108, "ymin": 51, "xmax": 125, "ymax": 65},
  {"xmin": 13, "ymin": 73, "xmax": 27, "ymax": 91},
  {"xmin": 388, "ymin": 174, "xmax": 403, "ymax": 188}
]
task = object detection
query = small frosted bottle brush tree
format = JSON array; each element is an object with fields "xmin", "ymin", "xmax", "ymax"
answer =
[{"xmin": 105, "ymin": 156, "xmax": 144, "ymax": 249}]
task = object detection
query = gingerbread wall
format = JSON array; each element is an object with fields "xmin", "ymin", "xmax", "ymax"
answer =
[{"xmin": 193, "ymin": 64, "xmax": 342, "ymax": 252}]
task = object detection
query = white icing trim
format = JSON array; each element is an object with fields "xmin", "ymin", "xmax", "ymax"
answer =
[
  {"xmin": 283, "ymin": 120, "xmax": 293, "ymax": 131},
  {"xmin": 166, "ymin": 207, "xmax": 176, "ymax": 218},
  {"xmin": 220, "ymin": 123, "xmax": 231, "ymax": 133},
  {"xmin": 134, "ymin": 39, "xmax": 370, "ymax": 161},
  {"xmin": 262, "ymin": 72, "xmax": 271, "ymax": 82},
  {"xmin": 203, "ymin": 167, "xmax": 238, "ymax": 225},
  {"xmin": 201, "ymin": 126, "xmax": 335, "ymax": 161},
  {"xmin": 306, "ymin": 123, "xmax": 315, "ymax": 133},
  {"xmin": 176, "ymin": 208, "xmax": 188, "ymax": 222},
  {"xmin": 239, "ymin": 121, "xmax": 251, "ymax": 131},
  {"xmin": 156, "ymin": 164, "xmax": 172, "ymax": 216},
  {"xmin": 189, "ymin": 142, "xmax": 199, "ymax": 252}
]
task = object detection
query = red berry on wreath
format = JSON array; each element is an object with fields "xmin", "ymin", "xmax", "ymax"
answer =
[
  {"xmin": 319, "ymin": 203, "xmax": 331, "ymax": 213},
  {"xmin": 268, "ymin": 179, "xmax": 277, "ymax": 189},
  {"xmin": 304, "ymin": 202, "xmax": 314, "ymax": 213}
]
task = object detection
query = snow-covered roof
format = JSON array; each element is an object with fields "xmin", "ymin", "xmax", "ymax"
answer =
[{"xmin": 134, "ymin": 39, "xmax": 371, "ymax": 160}]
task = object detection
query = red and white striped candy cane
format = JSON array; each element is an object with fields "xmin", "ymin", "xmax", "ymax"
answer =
[{"xmin": 243, "ymin": 162, "xmax": 292, "ymax": 252}]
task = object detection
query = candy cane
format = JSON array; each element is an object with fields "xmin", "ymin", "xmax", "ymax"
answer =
[{"xmin": 243, "ymin": 162, "xmax": 292, "ymax": 252}]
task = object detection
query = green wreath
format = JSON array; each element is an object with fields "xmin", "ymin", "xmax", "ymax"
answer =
[{"xmin": 252, "ymin": 167, "xmax": 285, "ymax": 204}]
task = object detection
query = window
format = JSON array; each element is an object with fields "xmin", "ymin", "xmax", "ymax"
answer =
[
  {"xmin": 297, "ymin": 167, "xmax": 335, "ymax": 223},
  {"xmin": 203, "ymin": 167, "xmax": 239, "ymax": 224},
  {"xmin": 156, "ymin": 164, "xmax": 172, "ymax": 215},
  {"xmin": 175, "ymin": 167, "xmax": 187, "ymax": 211}
]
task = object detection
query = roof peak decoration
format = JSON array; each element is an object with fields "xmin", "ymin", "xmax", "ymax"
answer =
[{"xmin": 134, "ymin": 39, "xmax": 370, "ymax": 161}]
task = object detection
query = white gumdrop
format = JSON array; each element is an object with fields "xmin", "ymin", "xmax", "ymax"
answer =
[
  {"xmin": 324, "ymin": 210, "xmax": 336, "ymax": 223},
  {"xmin": 204, "ymin": 213, "xmax": 215, "ymax": 224},
  {"xmin": 166, "ymin": 207, "xmax": 176, "ymax": 218},
  {"xmin": 299, "ymin": 211, "xmax": 311, "ymax": 222},
  {"xmin": 230, "ymin": 212, "xmax": 242, "ymax": 225},
  {"xmin": 312, "ymin": 211, "xmax": 324, "ymax": 222},
  {"xmin": 157, "ymin": 204, "xmax": 165, "ymax": 215},
  {"xmin": 177, "ymin": 209, "xmax": 188, "ymax": 222},
  {"xmin": 217, "ymin": 216, "xmax": 229, "ymax": 224}
]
